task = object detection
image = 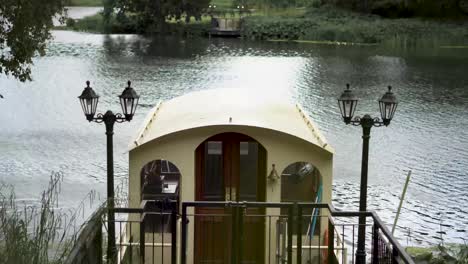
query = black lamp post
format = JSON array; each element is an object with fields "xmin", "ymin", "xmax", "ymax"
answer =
[
  {"xmin": 338, "ymin": 84, "xmax": 398, "ymax": 264},
  {"xmin": 78, "ymin": 80, "xmax": 139, "ymax": 262}
]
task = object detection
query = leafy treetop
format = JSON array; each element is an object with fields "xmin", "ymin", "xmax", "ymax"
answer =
[{"xmin": 0, "ymin": 0, "xmax": 66, "ymax": 82}]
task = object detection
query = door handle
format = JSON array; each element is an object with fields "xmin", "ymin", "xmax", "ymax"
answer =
[
  {"xmin": 225, "ymin": 187, "xmax": 230, "ymax": 201},
  {"xmin": 225, "ymin": 187, "xmax": 237, "ymax": 201},
  {"xmin": 231, "ymin": 187, "xmax": 236, "ymax": 201}
]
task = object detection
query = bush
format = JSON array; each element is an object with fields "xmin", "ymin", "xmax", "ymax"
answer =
[
  {"xmin": 371, "ymin": 0, "xmax": 413, "ymax": 18},
  {"xmin": 66, "ymin": 18, "xmax": 76, "ymax": 27}
]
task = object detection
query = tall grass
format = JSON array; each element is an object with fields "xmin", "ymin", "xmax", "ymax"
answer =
[{"xmin": 0, "ymin": 172, "xmax": 97, "ymax": 264}]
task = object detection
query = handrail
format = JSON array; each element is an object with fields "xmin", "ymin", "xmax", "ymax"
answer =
[
  {"xmin": 68, "ymin": 200, "xmax": 414, "ymax": 264},
  {"xmin": 182, "ymin": 201, "xmax": 414, "ymax": 264},
  {"xmin": 371, "ymin": 212, "xmax": 414, "ymax": 264},
  {"xmin": 65, "ymin": 203, "xmax": 106, "ymax": 264}
]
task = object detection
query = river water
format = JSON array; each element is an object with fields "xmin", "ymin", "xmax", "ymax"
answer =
[{"xmin": 0, "ymin": 18, "xmax": 467, "ymax": 247}]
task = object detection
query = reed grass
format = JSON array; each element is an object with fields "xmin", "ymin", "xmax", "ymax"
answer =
[{"xmin": 0, "ymin": 172, "xmax": 98, "ymax": 264}]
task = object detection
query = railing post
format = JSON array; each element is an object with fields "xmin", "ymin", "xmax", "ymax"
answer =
[
  {"xmin": 231, "ymin": 206, "xmax": 238, "ymax": 264},
  {"xmin": 392, "ymin": 245, "xmax": 399, "ymax": 264},
  {"xmin": 287, "ymin": 204, "xmax": 294, "ymax": 264},
  {"xmin": 95, "ymin": 217, "xmax": 103, "ymax": 264},
  {"xmin": 238, "ymin": 204, "xmax": 245, "ymax": 264},
  {"xmin": 372, "ymin": 224, "xmax": 379, "ymax": 264},
  {"xmin": 296, "ymin": 204, "xmax": 302, "ymax": 264},
  {"xmin": 181, "ymin": 204, "xmax": 187, "ymax": 264},
  {"xmin": 129, "ymin": 234, "xmax": 133, "ymax": 264},
  {"xmin": 171, "ymin": 202, "xmax": 177, "ymax": 264},
  {"xmin": 140, "ymin": 214, "xmax": 145, "ymax": 264},
  {"xmin": 328, "ymin": 217, "xmax": 335, "ymax": 264}
]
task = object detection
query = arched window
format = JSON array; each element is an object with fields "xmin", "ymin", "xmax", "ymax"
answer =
[
  {"xmin": 281, "ymin": 162, "xmax": 322, "ymax": 235},
  {"xmin": 140, "ymin": 159, "xmax": 181, "ymax": 233},
  {"xmin": 141, "ymin": 159, "xmax": 181, "ymax": 200}
]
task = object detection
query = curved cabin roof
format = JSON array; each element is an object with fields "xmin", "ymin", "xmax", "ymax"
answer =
[{"xmin": 130, "ymin": 89, "xmax": 333, "ymax": 153}]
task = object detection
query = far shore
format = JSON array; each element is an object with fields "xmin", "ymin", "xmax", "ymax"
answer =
[{"xmin": 57, "ymin": 4, "xmax": 468, "ymax": 46}]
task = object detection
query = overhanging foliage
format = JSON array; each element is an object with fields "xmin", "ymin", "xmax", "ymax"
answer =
[{"xmin": 0, "ymin": 0, "xmax": 66, "ymax": 82}]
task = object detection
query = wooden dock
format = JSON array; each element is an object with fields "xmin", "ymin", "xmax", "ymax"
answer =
[{"xmin": 209, "ymin": 17, "xmax": 241, "ymax": 37}]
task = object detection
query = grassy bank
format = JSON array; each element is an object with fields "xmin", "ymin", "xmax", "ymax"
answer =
[
  {"xmin": 67, "ymin": 0, "xmax": 102, "ymax": 6},
  {"xmin": 59, "ymin": 4, "xmax": 468, "ymax": 45},
  {"xmin": 242, "ymin": 6, "xmax": 468, "ymax": 44},
  {"xmin": 59, "ymin": 13, "xmax": 211, "ymax": 36},
  {"xmin": 406, "ymin": 244, "xmax": 468, "ymax": 263}
]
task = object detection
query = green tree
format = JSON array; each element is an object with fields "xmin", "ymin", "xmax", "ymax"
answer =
[
  {"xmin": 111, "ymin": 0, "xmax": 210, "ymax": 33},
  {"xmin": 0, "ymin": 0, "xmax": 66, "ymax": 82}
]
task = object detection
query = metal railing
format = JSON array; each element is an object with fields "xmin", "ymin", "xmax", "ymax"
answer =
[
  {"xmin": 65, "ymin": 205, "xmax": 105, "ymax": 264},
  {"xmin": 66, "ymin": 201, "xmax": 414, "ymax": 264}
]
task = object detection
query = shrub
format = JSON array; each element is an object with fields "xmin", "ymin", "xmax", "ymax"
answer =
[{"xmin": 66, "ymin": 18, "xmax": 76, "ymax": 27}]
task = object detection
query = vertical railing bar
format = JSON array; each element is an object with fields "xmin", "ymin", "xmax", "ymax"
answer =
[
  {"xmin": 328, "ymin": 217, "xmax": 334, "ymax": 264},
  {"xmin": 268, "ymin": 215, "xmax": 271, "ymax": 264},
  {"xmin": 393, "ymin": 244, "xmax": 399, "ymax": 264},
  {"xmin": 342, "ymin": 225, "xmax": 345, "ymax": 264},
  {"xmin": 129, "ymin": 223, "xmax": 133, "ymax": 264},
  {"xmin": 231, "ymin": 206, "xmax": 238, "ymax": 264},
  {"xmin": 276, "ymin": 218, "xmax": 281, "ymax": 264},
  {"xmin": 181, "ymin": 204, "xmax": 187, "ymax": 264},
  {"xmin": 97, "ymin": 216, "xmax": 103, "ymax": 264},
  {"xmin": 296, "ymin": 205, "xmax": 302, "ymax": 264},
  {"xmin": 211, "ymin": 215, "xmax": 215, "ymax": 263},
  {"xmin": 171, "ymin": 203, "xmax": 177, "ymax": 264},
  {"xmin": 140, "ymin": 213, "xmax": 145, "ymax": 264},
  {"xmin": 153, "ymin": 217, "xmax": 155, "ymax": 264},
  {"xmin": 372, "ymin": 224, "xmax": 378, "ymax": 264},
  {"xmin": 287, "ymin": 204, "xmax": 293, "ymax": 264},
  {"xmin": 238, "ymin": 205, "xmax": 244, "ymax": 264},
  {"xmin": 318, "ymin": 216, "xmax": 321, "ymax": 264},
  {"xmin": 352, "ymin": 224, "xmax": 355, "ymax": 264},
  {"xmin": 119, "ymin": 220, "xmax": 123, "ymax": 263},
  {"xmin": 282, "ymin": 217, "xmax": 286, "ymax": 264},
  {"xmin": 161, "ymin": 203, "xmax": 164, "ymax": 263},
  {"xmin": 308, "ymin": 215, "xmax": 311, "ymax": 263}
]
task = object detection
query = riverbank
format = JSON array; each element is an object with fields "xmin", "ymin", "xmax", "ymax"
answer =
[
  {"xmin": 58, "ymin": 5, "xmax": 468, "ymax": 45},
  {"xmin": 58, "ymin": 13, "xmax": 211, "ymax": 36},
  {"xmin": 242, "ymin": 6, "xmax": 468, "ymax": 44},
  {"xmin": 407, "ymin": 244, "xmax": 468, "ymax": 263}
]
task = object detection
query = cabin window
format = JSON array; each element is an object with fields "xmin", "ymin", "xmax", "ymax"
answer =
[
  {"xmin": 281, "ymin": 162, "xmax": 322, "ymax": 235},
  {"xmin": 204, "ymin": 141, "xmax": 224, "ymax": 200},
  {"xmin": 140, "ymin": 159, "xmax": 181, "ymax": 233},
  {"xmin": 239, "ymin": 142, "xmax": 259, "ymax": 201}
]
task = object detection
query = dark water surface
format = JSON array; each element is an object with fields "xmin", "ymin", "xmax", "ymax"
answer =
[{"xmin": 0, "ymin": 30, "xmax": 467, "ymax": 246}]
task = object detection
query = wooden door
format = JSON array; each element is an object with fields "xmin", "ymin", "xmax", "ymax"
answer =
[{"xmin": 195, "ymin": 133, "xmax": 266, "ymax": 264}]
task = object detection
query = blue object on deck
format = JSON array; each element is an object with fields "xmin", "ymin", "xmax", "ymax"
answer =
[{"xmin": 309, "ymin": 184, "xmax": 323, "ymax": 239}]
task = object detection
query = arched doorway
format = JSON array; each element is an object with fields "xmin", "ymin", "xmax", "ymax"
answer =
[
  {"xmin": 194, "ymin": 132, "xmax": 267, "ymax": 264},
  {"xmin": 140, "ymin": 159, "xmax": 181, "ymax": 232}
]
